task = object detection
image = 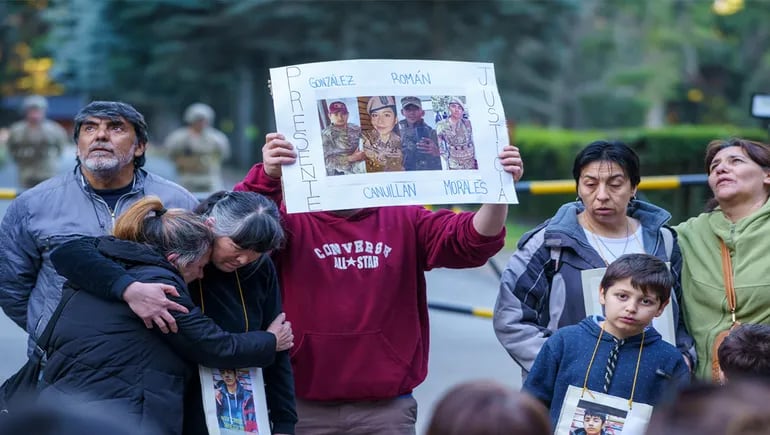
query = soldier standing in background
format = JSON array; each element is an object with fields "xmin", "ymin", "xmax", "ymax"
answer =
[
  {"xmin": 7, "ymin": 95, "xmax": 69, "ymax": 188},
  {"xmin": 164, "ymin": 103, "xmax": 231, "ymax": 192}
]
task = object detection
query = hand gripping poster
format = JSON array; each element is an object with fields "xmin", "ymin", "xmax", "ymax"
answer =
[{"xmin": 269, "ymin": 59, "xmax": 518, "ymax": 213}]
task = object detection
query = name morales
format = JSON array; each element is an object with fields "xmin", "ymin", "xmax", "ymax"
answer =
[
  {"xmin": 444, "ymin": 179, "xmax": 488, "ymax": 195},
  {"xmin": 363, "ymin": 182, "xmax": 417, "ymax": 199}
]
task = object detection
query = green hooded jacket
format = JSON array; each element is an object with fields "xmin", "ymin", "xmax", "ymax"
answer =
[{"xmin": 674, "ymin": 198, "xmax": 770, "ymax": 379}]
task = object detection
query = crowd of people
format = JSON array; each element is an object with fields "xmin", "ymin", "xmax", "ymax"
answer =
[{"xmin": 0, "ymin": 95, "xmax": 768, "ymax": 435}]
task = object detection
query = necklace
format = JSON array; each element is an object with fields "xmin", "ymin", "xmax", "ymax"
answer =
[{"xmin": 583, "ymin": 216, "xmax": 644, "ymax": 266}]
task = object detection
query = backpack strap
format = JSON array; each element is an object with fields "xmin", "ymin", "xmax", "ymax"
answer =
[{"xmin": 660, "ymin": 226, "xmax": 674, "ymax": 260}]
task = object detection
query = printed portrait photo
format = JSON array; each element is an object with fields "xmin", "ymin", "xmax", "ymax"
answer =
[
  {"xmin": 213, "ymin": 368, "xmax": 259, "ymax": 434},
  {"xmin": 317, "ymin": 95, "xmax": 476, "ymax": 176},
  {"xmin": 569, "ymin": 400, "xmax": 628, "ymax": 435}
]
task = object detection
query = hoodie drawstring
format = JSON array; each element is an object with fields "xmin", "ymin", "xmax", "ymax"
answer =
[{"xmin": 582, "ymin": 323, "xmax": 645, "ymax": 409}]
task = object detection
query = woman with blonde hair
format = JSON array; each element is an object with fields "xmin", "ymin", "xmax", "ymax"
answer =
[{"xmin": 38, "ymin": 196, "xmax": 293, "ymax": 435}]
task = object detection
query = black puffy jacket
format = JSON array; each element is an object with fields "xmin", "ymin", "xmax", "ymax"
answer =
[{"xmin": 42, "ymin": 237, "xmax": 277, "ymax": 435}]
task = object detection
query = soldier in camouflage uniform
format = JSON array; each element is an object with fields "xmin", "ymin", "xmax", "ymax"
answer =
[
  {"xmin": 321, "ymin": 101, "xmax": 365, "ymax": 176},
  {"xmin": 436, "ymin": 97, "xmax": 477, "ymax": 170},
  {"xmin": 398, "ymin": 96, "xmax": 441, "ymax": 171},
  {"xmin": 164, "ymin": 103, "xmax": 230, "ymax": 192},
  {"xmin": 7, "ymin": 95, "xmax": 69, "ymax": 188},
  {"xmin": 362, "ymin": 96, "xmax": 403, "ymax": 173}
]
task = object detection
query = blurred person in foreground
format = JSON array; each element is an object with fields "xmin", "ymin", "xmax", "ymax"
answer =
[
  {"xmin": 673, "ymin": 138, "xmax": 770, "ymax": 380},
  {"xmin": 165, "ymin": 102, "xmax": 231, "ymax": 192},
  {"xmin": 646, "ymin": 379, "xmax": 770, "ymax": 435},
  {"xmin": 231, "ymin": 132, "xmax": 523, "ymax": 434},
  {"xmin": 425, "ymin": 380, "xmax": 551, "ymax": 435},
  {"xmin": 716, "ymin": 323, "xmax": 770, "ymax": 384},
  {"xmin": 0, "ymin": 100, "xmax": 198, "ymax": 356},
  {"xmin": 6, "ymin": 95, "xmax": 69, "ymax": 188}
]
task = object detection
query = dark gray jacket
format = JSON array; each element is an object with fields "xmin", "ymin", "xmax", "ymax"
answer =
[{"xmin": 0, "ymin": 166, "xmax": 198, "ymax": 354}]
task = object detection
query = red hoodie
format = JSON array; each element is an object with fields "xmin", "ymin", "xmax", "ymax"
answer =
[{"xmin": 234, "ymin": 164, "xmax": 505, "ymax": 401}]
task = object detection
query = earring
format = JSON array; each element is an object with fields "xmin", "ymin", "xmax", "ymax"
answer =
[{"xmin": 575, "ymin": 196, "xmax": 583, "ymax": 204}]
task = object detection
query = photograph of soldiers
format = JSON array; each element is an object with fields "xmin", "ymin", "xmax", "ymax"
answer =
[
  {"xmin": 398, "ymin": 96, "xmax": 442, "ymax": 171},
  {"xmin": 319, "ymin": 100, "xmax": 365, "ymax": 176},
  {"xmin": 361, "ymin": 96, "xmax": 403, "ymax": 173},
  {"xmin": 164, "ymin": 102, "xmax": 230, "ymax": 192},
  {"xmin": 436, "ymin": 96, "xmax": 478, "ymax": 170},
  {"xmin": 6, "ymin": 95, "xmax": 69, "ymax": 188}
]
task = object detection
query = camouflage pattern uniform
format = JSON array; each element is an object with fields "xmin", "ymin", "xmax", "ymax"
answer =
[
  {"xmin": 321, "ymin": 123, "xmax": 364, "ymax": 176},
  {"xmin": 164, "ymin": 103, "xmax": 230, "ymax": 192},
  {"xmin": 436, "ymin": 118, "xmax": 477, "ymax": 170},
  {"xmin": 361, "ymin": 130, "xmax": 403, "ymax": 173},
  {"xmin": 7, "ymin": 119, "xmax": 68, "ymax": 188}
]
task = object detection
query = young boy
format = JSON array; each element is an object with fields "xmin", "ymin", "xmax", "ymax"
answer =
[
  {"xmin": 523, "ymin": 253, "xmax": 690, "ymax": 429},
  {"xmin": 571, "ymin": 408, "xmax": 606, "ymax": 435},
  {"xmin": 717, "ymin": 323, "xmax": 770, "ymax": 383}
]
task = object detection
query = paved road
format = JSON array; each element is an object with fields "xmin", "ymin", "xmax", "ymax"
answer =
[{"xmin": 0, "ymin": 151, "xmax": 522, "ymax": 434}]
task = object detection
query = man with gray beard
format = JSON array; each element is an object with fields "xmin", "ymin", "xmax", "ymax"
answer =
[{"xmin": 0, "ymin": 101, "xmax": 198, "ymax": 355}]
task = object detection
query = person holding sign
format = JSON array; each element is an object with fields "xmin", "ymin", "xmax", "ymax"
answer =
[
  {"xmin": 493, "ymin": 140, "xmax": 695, "ymax": 378},
  {"xmin": 673, "ymin": 138, "xmax": 770, "ymax": 381},
  {"xmin": 234, "ymin": 131, "xmax": 523, "ymax": 434},
  {"xmin": 361, "ymin": 95, "xmax": 404, "ymax": 172},
  {"xmin": 523, "ymin": 254, "xmax": 690, "ymax": 433}
]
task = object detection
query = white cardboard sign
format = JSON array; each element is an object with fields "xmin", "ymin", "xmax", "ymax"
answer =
[{"xmin": 269, "ymin": 59, "xmax": 518, "ymax": 213}]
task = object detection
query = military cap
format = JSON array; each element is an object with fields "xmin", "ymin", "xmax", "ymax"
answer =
[
  {"xmin": 329, "ymin": 101, "xmax": 348, "ymax": 114},
  {"xmin": 366, "ymin": 96, "xmax": 396, "ymax": 114},
  {"xmin": 448, "ymin": 97, "xmax": 465, "ymax": 110},
  {"xmin": 400, "ymin": 96, "xmax": 422, "ymax": 110},
  {"xmin": 183, "ymin": 103, "xmax": 215, "ymax": 124},
  {"xmin": 22, "ymin": 95, "xmax": 48, "ymax": 112}
]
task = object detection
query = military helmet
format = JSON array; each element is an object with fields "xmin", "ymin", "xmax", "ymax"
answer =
[
  {"xmin": 21, "ymin": 95, "xmax": 48, "ymax": 112},
  {"xmin": 183, "ymin": 103, "xmax": 215, "ymax": 124}
]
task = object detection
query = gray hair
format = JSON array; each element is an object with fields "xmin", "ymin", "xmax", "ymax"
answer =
[
  {"xmin": 74, "ymin": 101, "xmax": 149, "ymax": 167},
  {"xmin": 195, "ymin": 191, "xmax": 284, "ymax": 252}
]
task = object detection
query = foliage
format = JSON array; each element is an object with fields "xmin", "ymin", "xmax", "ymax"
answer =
[
  {"xmin": 515, "ymin": 124, "xmax": 767, "ymax": 179},
  {"xmin": 4, "ymin": 0, "xmax": 770, "ymax": 169}
]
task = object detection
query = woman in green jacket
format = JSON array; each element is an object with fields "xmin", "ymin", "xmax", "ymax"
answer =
[{"xmin": 675, "ymin": 138, "xmax": 770, "ymax": 380}]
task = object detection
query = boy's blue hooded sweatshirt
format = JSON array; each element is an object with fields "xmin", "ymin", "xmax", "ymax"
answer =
[{"xmin": 523, "ymin": 316, "xmax": 690, "ymax": 428}]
